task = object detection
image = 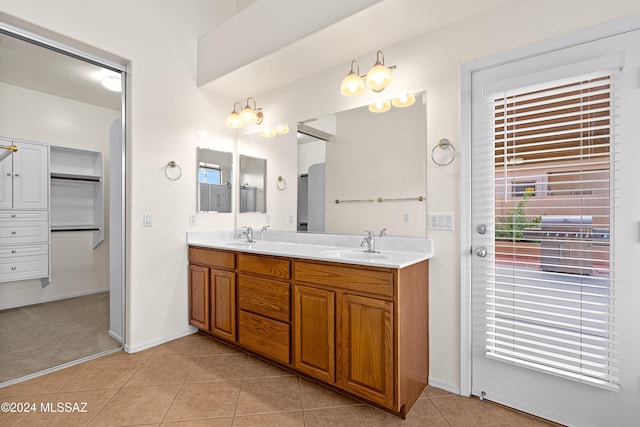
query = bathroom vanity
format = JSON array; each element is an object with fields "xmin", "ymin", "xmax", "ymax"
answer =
[{"xmin": 187, "ymin": 231, "xmax": 432, "ymax": 418}]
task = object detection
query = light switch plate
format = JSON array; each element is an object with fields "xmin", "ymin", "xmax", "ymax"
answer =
[
  {"xmin": 143, "ymin": 212, "xmax": 152, "ymax": 227},
  {"xmin": 429, "ymin": 213, "xmax": 454, "ymax": 231}
]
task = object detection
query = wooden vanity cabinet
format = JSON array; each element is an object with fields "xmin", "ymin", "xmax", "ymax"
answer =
[
  {"xmin": 188, "ymin": 245, "xmax": 429, "ymax": 418},
  {"xmin": 188, "ymin": 247, "xmax": 237, "ymax": 342},
  {"xmin": 237, "ymin": 253, "xmax": 292, "ymax": 365},
  {"xmin": 293, "ymin": 259, "xmax": 429, "ymax": 417}
]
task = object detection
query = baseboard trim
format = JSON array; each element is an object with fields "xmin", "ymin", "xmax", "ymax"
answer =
[
  {"xmin": 108, "ymin": 330, "xmax": 122, "ymax": 344},
  {"xmin": 124, "ymin": 326, "xmax": 198, "ymax": 354},
  {"xmin": 0, "ymin": 288, "xmax": 110, "ymax": 311},
  {"xmin": 428, "ymin": 376, "xmax": 462, "ymax": 395}
]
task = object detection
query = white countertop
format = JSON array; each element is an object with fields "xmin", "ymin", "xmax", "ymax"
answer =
[{"xmin": 187, "ymin": 230, "xmax": 433, "ymax": 269}]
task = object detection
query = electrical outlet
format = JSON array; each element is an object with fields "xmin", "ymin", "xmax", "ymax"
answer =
[{"xmin": 403, "ymin": 213, "xmax": 410, "ymax": 222}]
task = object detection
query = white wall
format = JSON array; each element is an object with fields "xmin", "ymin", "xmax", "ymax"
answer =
[
  {"xmin": 0, "ymin": 82, "xmax": 118, "ymax": 309},
  {"xmin": 3, "ymin": 0, "xmax": 640, "ymax": 395}
]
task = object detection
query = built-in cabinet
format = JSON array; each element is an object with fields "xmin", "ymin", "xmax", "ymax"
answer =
[
  {"xmin": 0, "ymin": 139, "xmax": 50, "ymax": 285},
  {"xmin": 50, "ymin": 146, "xmax": 104, "ymax": 248},
  {"xmin": 188, "ymin": 245, "xmax": 429, "ymax": 418}
]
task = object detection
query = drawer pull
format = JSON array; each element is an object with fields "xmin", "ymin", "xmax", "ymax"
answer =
[
  {"xmin": 11, "ymin": 250, "xmax": 16, "ymax": 253},
  {"xmin": 11, "ymin": 214, "xmax": 16, "ymax": 218},
  {"xmin": 11, "ymin": 266, "xmax": 16, "ymax": 270},
  {"xmin": 10, "ymin": 231, "xmax": 16, "ymax": 235}
]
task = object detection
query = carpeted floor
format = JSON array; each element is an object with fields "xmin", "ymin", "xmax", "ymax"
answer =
[{"xmin": 0, "ymin": 292, "xmax": 121, "ymax": 384}]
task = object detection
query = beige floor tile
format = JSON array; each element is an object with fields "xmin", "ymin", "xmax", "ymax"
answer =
[
  {"xmin": 233, "ymin": 411, "xmax": 305, "ymax": 426},
  {"xmin": 160, "ymin": 418, "xmax": 233, "ymax": 426},
  {"xmin": 422, "ymin": 384, "xmax": 456, "ymax": 399},
  {"xmin": 509, "ymin": 410, "xmax": 564, "ymax": 426},
  {"xmin": 125, "ymin": 356, "xmax": 198, "ymax": 387},
  {"xmin": 185, "ymin": 354, "xmax": 247, "ymax": 383},
  {"xmin": 243, "ymin": 356, "xmax": 294, "ymax": 379},
  {"xmin": 87, "ymin": 348, "xmax": 153, "ymax": 365},
  {"xmin": 88, "ymin": 384, "xmax": 180, "ymax": 426},
  {"xmin": 147, "ymin": 335, "xmax": 241, "ymax": 359},
  {"xmin": 371, "ymin": 398, "xmax": 450, "ymax": 426},
  {"xmin": 303, "ymin": 404, "xmax": 376, "ymax": 426},
  {"xmin": 235, "ymin": 376, "xmax": 302, "ymax": 416},
  {"xmin": 430, "ymin": 394, "xmax": 522, "ymax": 427},
  {"xmin": 0, "ymin": 364, "xmax": 87, "ymax": 398},
  {"xmin": 300, "ymin": 378, "xmax": 362, "ymax": 410},
  {"xmin": 17, "ymin": 388, "xmax": 117, "ymax": 426},
  {"xmin": 163, "ymin": 380, "xmax": 241, "ymax": 422},
  {"xmin": 60, "ymin": 360, "xmax": 140, "ymax": 392}
]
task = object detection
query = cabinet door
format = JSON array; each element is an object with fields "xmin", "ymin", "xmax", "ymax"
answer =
[
  {"xmin": 294, "ymin": 285, "xmax": 335, "ymax": 383},
  {"xmin": 0, "ymin": 149, "xmax": 11, "ymax": 209},
  {"xmin": 209, "ymin": 268, "xmax": 236, "ymax": 341},
  {"xmin": 12, "ymin": 142, "xmax": 48, "ymax": 209},
  {"xmin": 338, "ymin": 294, "xmax": 394, "ymax": 408},
  {"xmin": 189, "ymin": 264, "xmax": 210, "ymax": 330}
]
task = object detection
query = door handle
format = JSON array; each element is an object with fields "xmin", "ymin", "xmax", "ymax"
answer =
[{"xmin": 476, "ymin": 247, "xmax": 488, "ymax": 257}]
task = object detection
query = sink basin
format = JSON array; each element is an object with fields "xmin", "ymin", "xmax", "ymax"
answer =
[{"xmin": 320, "ymin": 249, "xmax": 387, "ymax": 260}]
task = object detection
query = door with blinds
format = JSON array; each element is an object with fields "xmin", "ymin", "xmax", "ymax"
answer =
[{"xmin": 470, "ymin": 28, "xmax": 640, "ymax": 426}]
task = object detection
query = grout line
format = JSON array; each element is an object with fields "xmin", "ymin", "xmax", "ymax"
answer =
[
  {"xmin": 426, "ymin": 395, "xmax": 455, "ymax": 427},
  {"xmin": 157, "ymin": 351, "xmax": 201, "ymax": 424}
]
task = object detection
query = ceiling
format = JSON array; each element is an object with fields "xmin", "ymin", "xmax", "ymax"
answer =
[
  {"xmin": 0, "ymin": 32, "xmax": 121, "ymax": 110},
  {"xmin": 0, "ymin": 0, "xmax": 507, "ymax": 108}
]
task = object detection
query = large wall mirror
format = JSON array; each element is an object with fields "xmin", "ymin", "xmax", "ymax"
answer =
[
  {"xmin": 239, "ymin": 154, "xmax": 266, "ymax": 213},
  {"xmin": 197, "ymin": 148, "xmax": 233, "ymax": 213},
  {"xmin": 296, "ymin": 92, "xmax": 427, "ymax": 237}
]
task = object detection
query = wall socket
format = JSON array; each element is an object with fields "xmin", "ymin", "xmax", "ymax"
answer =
[
  {"xmin": 429, "ymin": 213, "xmax": 454, "ymax": 231},
  {"xmin": 143, "ymin": 212, "xmax": 153, "ymax": 227}
]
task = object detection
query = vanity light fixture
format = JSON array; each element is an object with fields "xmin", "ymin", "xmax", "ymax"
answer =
[
  {"xmin": 368, "ymin": 99, "xmax": 391, "ymax": 113},
  {"xmin": 259, "ymin": 124, "xmax": 289, "ymax": 138},
  {"xmin": 340, "ymin": 60, "xmax": 366, "ymax": 96},
  {"xmin": 226, "ymin": 98, "xmax": 264, "ymax": 128},
  {"xmin": 391, "ymin": 92, "xmax": 415, "ymax": 108},
  {"xmin": 340, "ymin": 50, "xmax": 396, "ymax": 96},
  {"xmin": 225, "ymin": 102, "xmax": 244, "ymax": 128},
  {"xmin": 366, "ymin": 50, "xmax": 395, "ymax": 92}
]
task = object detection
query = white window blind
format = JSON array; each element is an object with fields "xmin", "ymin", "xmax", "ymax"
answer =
[{"xmin": 485, "ymin": 70, "xmax": 619, "ymax": 390}]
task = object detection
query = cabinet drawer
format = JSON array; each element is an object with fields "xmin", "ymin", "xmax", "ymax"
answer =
[
  {"xmin": 238, "ymin": 275, "xmax": 291, "ymax": 323},
  {"xmin": 238, "ymin": 254, "xmax": 290, "ymax": 280},
  {"xmin": 238, "ymin": 311, "xmax": 290, "ymax": 364},
  {"xmin": 0, "ymin": 253, "xmax": 48, "ymax": 282},
  {"xmin": 0, "ymin": 221, "xmax": 49, "ymax": 244},
  {"xmin": 0, "ymin": 211, "xmax": 48, "ymax": 222},
  {"xmin": 189, "ymin": 246, "xmax": 235, "ymax": 269},
  {"xmin": 0, "ymin": 244, "xmax": 48, "ymax": 258},
  {"xmin": 295, "ymin": 261, "xmax": 394, "ymax": 297}
]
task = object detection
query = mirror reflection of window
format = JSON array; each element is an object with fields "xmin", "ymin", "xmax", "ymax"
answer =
[{"xmin": 197, "ymin": 148, "xmax": 232, "ymax": 213}]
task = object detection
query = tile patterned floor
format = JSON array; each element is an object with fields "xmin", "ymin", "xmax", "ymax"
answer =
[{"xmin": 0, "ymin": 333, "xmax": 561, "ymax": 426}]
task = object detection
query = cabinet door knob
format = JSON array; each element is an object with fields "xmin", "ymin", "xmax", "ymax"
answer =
[
  {"xmin": 11, "ymin": 266, "xmax": 16, "ymax": 270},
  {"xmin": 11, "ymin": 250, "xmax": 16, "ymax": 253},
  {"xmin": 6, "ymin": 173, "xmax": 10, "ymax": 176},
  {"xmin": 14, "ymin": 173, "xmax": 19, "ymax": 177},
  {"xmin": 10, "ymin": 231, "xmax": 16, "ymax": 235}
]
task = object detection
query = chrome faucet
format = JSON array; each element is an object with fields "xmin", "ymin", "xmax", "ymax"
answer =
[
  {"xmin": 360, "ymin": 230, "xmax": 377, "ymax": 253},
  {"xmin": 238, "ymin": 226, "xmax": 254, "ymax": 243},
  {"xmin": 379, "ymin": 228, "xmax": 387, "ymax": 237}
]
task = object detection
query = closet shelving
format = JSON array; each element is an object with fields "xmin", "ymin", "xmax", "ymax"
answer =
[{"xmin": 50, "ymin": 146, "xmax": 104, "ymax": 248}]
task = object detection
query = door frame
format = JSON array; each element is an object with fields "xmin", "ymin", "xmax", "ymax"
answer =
[{"xmin": 459, "ymin": 14, "xmax": 640, "ymax": 398}]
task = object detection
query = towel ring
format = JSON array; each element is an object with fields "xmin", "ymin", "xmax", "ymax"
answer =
[
  {"xmin": 164, "ymin": 161, "xmax": 182, "ymax": 181},
  {"xmin": 431, "ymin": 138, "xmax": 456, "ymax": 166},
  {"xmin": 277, "ymin": 176, "xmax": 287, "ymax": 190}
]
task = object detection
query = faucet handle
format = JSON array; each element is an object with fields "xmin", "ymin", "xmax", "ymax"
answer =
[
  {"xmin": 364, "ymin": 230, "xmax": 374, "ymax": 238},
  {"xmin": 241, "ymin": 226, "xmax": 252, "ymax": 231},
  {"xmin": 379, "ymin": 228, "xmax": 387, "ymax": 237},
  {"xmin": 261, "ymin": 225, "xmax": 271, "ymax": 232}
]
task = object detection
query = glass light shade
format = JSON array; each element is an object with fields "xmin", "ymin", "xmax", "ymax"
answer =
[
  {"xmin": 366, "ymin": 64, "xmax": 392, "ymax": 92},
  {"xmin": 391, "ymin": 93, "xmax": 416, "ymax": 108},
  {"xmin": 369, "ymin": 99, "xmax": 391, "ymax": 113},
  {"xmin": 340, "ymin": 72, "xmax": 365, "ymax": 96},
  {"xmin": 275, "ymin": 125, "xmax": 289, "ymax": 134},
  {"xmin": 225, "ymin": 111, "xmax": 243, "ymax": 128},
  {"xmin": 260, "ymin": 129, "xmax": 276, "ymax": 138},
  {"xmin": 239, "ymin": 106, "xmax": 259, "ymax": 124}
]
